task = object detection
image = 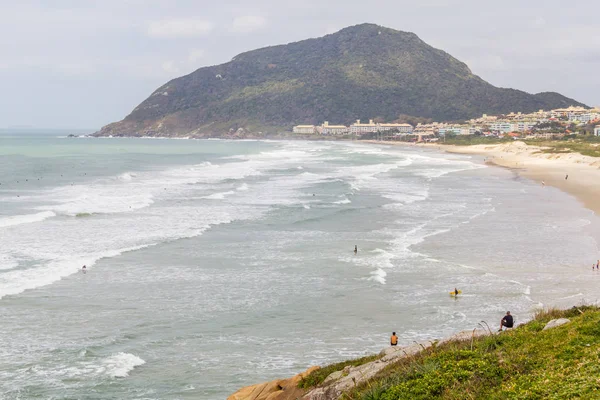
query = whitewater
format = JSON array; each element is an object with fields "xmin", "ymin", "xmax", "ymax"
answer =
[{"xmin": 1, "ymin": 132, "xmax": 600, "ymax": 399}]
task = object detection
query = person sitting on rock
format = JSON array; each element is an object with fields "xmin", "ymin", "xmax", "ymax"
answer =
[
  {"xmin": 390, "ymin": 332, "xmax": 398, "ymax": 346},
  {"xmin": 499, "ymin": 311, "xmax": 514, "ymax": 331}
]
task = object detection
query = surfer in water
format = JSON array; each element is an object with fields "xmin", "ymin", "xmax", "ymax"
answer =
[
  {"xmin": 454, "ymin": 288, "xmax": 459, "ymax": 296},
  {"xmin": 82, "ymin": 265, "xmax": 87, "ymax": 274},
  {"xmin": 354, "ymin": 245, "xmax": 358, "ymax": 254}
]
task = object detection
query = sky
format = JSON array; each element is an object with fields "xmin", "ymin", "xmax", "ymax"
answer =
[{"xmin": 0, "ymin": 0, "xmax": 598, "ymax": 129}]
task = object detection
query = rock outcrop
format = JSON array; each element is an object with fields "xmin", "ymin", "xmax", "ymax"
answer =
[
  {"xmin": 543, "ymin": 318, "xmax": 571, "ymax": 330},
  {"xmin": 227, "ymin": 366, "xmax": 319, "ymax": 400},
  {"xmin": 231, "ymin": 328, "xmax": 493, "ymax": 400}
]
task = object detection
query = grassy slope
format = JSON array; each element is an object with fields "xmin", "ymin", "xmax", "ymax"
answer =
[
  {"xmin": 526, "ymin": 137, "xmax": 600, "ymax": 158},
  {"xmin": 300, "ymin": 306, "xmax": 600, "ymax": 399}
]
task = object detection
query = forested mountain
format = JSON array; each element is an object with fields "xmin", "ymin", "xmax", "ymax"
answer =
[{"xmin": 94, "ymin": 23, "xmax": 586, "ymax": 137}]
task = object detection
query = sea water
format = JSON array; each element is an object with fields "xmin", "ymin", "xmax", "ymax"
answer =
[{"xmin": 1, "ymin": 131, "xmax": 599, "ymax": 399}]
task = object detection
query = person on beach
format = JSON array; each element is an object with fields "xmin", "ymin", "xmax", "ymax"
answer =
[
  {"xmin": 499, "ymin": 311, "xmax": 514, "ymax": 331},
  {"xmin": 390, "ymin": 332, "xmax": 398, "ymax": 346},
  {"xmin": 354, "ymin": 245, "xmax": 358, "ymax": 254},
  {"xmin": 541, "ymin": 181, "xmax": 545, "ymax": 187},
  {"xmin": 565, "ymin": 174, "xmax": 569, "ymax": 180},
  {"xmin": 596, "ymin": 260, "xmax": 599, "ymax": 270}
]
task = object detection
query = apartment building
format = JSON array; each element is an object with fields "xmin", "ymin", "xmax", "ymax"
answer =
[
  {"xmin": 292, "ymin": 125, "xmax": 316, "ymax": 134},
  {"xmin": 320, "ymin": 121, "xmax": 349, "ymax": 135}
]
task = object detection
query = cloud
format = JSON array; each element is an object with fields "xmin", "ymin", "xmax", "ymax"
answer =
[
  {"xmin": 147, "ymin": 18, "xmax": 214, "ymax": 38},
  {"xmin": 161, "ymin": 60, "xmax": 180, "ymax": 74},
  {"xmin": 188, "ymin": 49, "xmax": 205, "ymax": 63},
  {"xmin": 231, "ymin": 15, "xmax": 267, "ymax": 33}
]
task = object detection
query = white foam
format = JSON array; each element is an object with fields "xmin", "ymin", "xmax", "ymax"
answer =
[
  {"xmin": 202, "ymin": 191, "xmax": 235, "ymax": 200},
  {"xmin": 0, "ymin": 211, "xmax": 56, "ymax": 228},
  {"xmin": 236, "ymin": 183, "xmax": 249, "ymax": 191},
  {"xmin": 0, "ymin": 244, "xmax": 151, "ymax": 300},
  {"xmin": 101, "ymin": 352, "xmax": 145, "ymax": 378},
  {"xmin": 368, "ymin": 268, "xmax": 387, "ymax": 284},
  {"xmin": 118, "ymin": 172, "xmax": 137, "ymax": 182},
  {"xmin": 0, "ymin": 254, "xmax": 18, "ymax": 270}
]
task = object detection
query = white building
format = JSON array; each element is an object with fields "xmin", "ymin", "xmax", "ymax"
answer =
[
  {"xmin": 551, "ymin": 106, "xmax": 589, "ymax": 118},
  {"xmin": 489, "ymin": 122, "xmax": 513, "ymax": 133},
  {"xmin": 320, "ymin": 121, "xmax": 349, "ymax": 135},
  {"xmin": 292, "ymin": 125, "xmax": 316, "ymax": 134},
  {"xmin": 349, "ymin": 120, "xmax": 414, "ymax": 135},
  {"xmin": 378, "ymin": 123, "xmax": 414, "ymax": 135},
  {"xmin": 595, "ymin": 125, "xmax": 600, "ymax": 136},
  {"xmin": 350, "ymin": 119, "xmax": 378, "ymax": 135},
  {"xmin": 513, "ymin": 121, "xmax": 537, "ymax": 132},
  {"xmin": 438, "ymin": 127, "xmax": 463, "ymax": 136},
  {"xmin": 569, "ymin": 113, "xmax": 600, "ymax": 124}
]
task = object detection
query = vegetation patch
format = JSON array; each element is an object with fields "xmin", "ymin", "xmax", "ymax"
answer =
[
  {"xmin": 525, "ymin": 136, "xmax": 600, "ymax": 158},
  {"xmin": 302, "ymin": 306, "xmax": 600, "ymax": 399}
]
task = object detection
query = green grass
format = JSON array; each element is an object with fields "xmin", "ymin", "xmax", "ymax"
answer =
[
  {"xmin": 525, "ymin": 139, "xmax": 600, "ymax": 158},
  {"xmin": 442, "ymin": 136, "xmax": 512, "ymax": 146},
  {"xmin": 300, "ymin": 306, "xmax": 600, "ymax": 399}
]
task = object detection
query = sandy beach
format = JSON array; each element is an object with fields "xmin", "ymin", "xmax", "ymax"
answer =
[{"xmin": 364, "ymin": 140, "xmax": 600, "ymax": 216}]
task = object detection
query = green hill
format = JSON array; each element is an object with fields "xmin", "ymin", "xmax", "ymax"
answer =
[{"xmin": 94, "ymin": 23, "xmax": 586, "ymax": 137}]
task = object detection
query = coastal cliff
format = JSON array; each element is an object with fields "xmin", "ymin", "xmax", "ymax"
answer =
[
  {"xmin": 93, "ymin": 23, "xmax": 585, "ymax": 138},
  {"xmin": 229, "ymin": 306, "xmax": 599, "ymax": 399}
]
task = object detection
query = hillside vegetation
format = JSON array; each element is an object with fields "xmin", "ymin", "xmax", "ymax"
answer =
[
  {"xmin": 300, "ymin": 306, "xmax": 600, "ymax": 399},
  {"xmin": 94, "ymin": 24, "xmax": 585, "ymax": 138}
]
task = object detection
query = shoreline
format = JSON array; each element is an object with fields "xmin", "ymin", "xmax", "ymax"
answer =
[{"xmin": 364, "ymin": 140, "xmax": 600, "ymax": 216}]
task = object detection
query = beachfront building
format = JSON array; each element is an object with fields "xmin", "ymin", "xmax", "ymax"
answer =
[
  {"xmin": 350, "ymin": 119, "xmax": 378, "ymax": 135},
  {"xmin": 320, "ymin": 121, "xmax": 349, "ymax": 135},
  {"xmin": 414, "ymin": 124, "xmax": 437, "ymax": 136},
  {"xmin": 378, "ymin": 123, "xmax": 414, "ymax": 135},
  {"xmin": 595, "ymin": 125, "xmax": 600, "ymax": 136},
  {"xmin": 438, "ymin": 126, "xmax": 463, "ymax": 136},
  {"xmin": 292, "ymin": 125, "xmax": 317, "ymax": 134},
  {"xmin": 349, "ymin": 120, "xmax": 414, "ymax": 135}
]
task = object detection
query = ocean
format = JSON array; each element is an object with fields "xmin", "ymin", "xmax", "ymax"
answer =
[{"xmin": 1, "ymin": 131, "xmax": 599, "ymax": 399}]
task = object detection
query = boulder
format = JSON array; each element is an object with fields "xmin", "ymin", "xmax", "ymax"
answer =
[
  {"xmin": 228, "ymin": 366, "xmax": 319, "ymax": 400},
  {"xmin": 543, "ymin": 318, "xmax": 571, "ymax": 331}
]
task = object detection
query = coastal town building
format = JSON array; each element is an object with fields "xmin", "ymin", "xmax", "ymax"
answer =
[
  {"xmin": 349, "ymin": 119, "xmax": 378, "ymax": 134},
  {"xmin": 379, "ymin": 123, "xmax": 414, "ymax": 134},
  {"xmin": 489, "ymin": 122, "xmax": 513, "ymax": 133},
  {"xmin": 551, "ymin": 106, "xmax": 589, "ymax": 118},
  {"xmin": 320, "ymin": 121, "xmax": 349, "ymax": 135},
  {"xmin": 349, "ymin": 120, "xmax": 414, "ymax": 135},
  {"xmin": 569, "ymin": 112, "xmax": 600, "ymax": 124},
  {"xmin": 292, "ymin": 104, "xmax": 591, "ymax": 139},
  {"xmin": 292, "ymin": 125, "xmax": 316, "ymax": 134},
  {"xmin": 595, "ymin": 125, "xmax": 600, "ymax": 136}
]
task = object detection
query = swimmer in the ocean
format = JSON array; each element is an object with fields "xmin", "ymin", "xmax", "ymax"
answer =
[{"xmin": 354, "ymin": 245, "xmax": 357, "ymax": 254}]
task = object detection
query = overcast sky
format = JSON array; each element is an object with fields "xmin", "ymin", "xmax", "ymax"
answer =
[{"xmin": 1, "ymin": 0, "xmax": 598, "ymax": 129}]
